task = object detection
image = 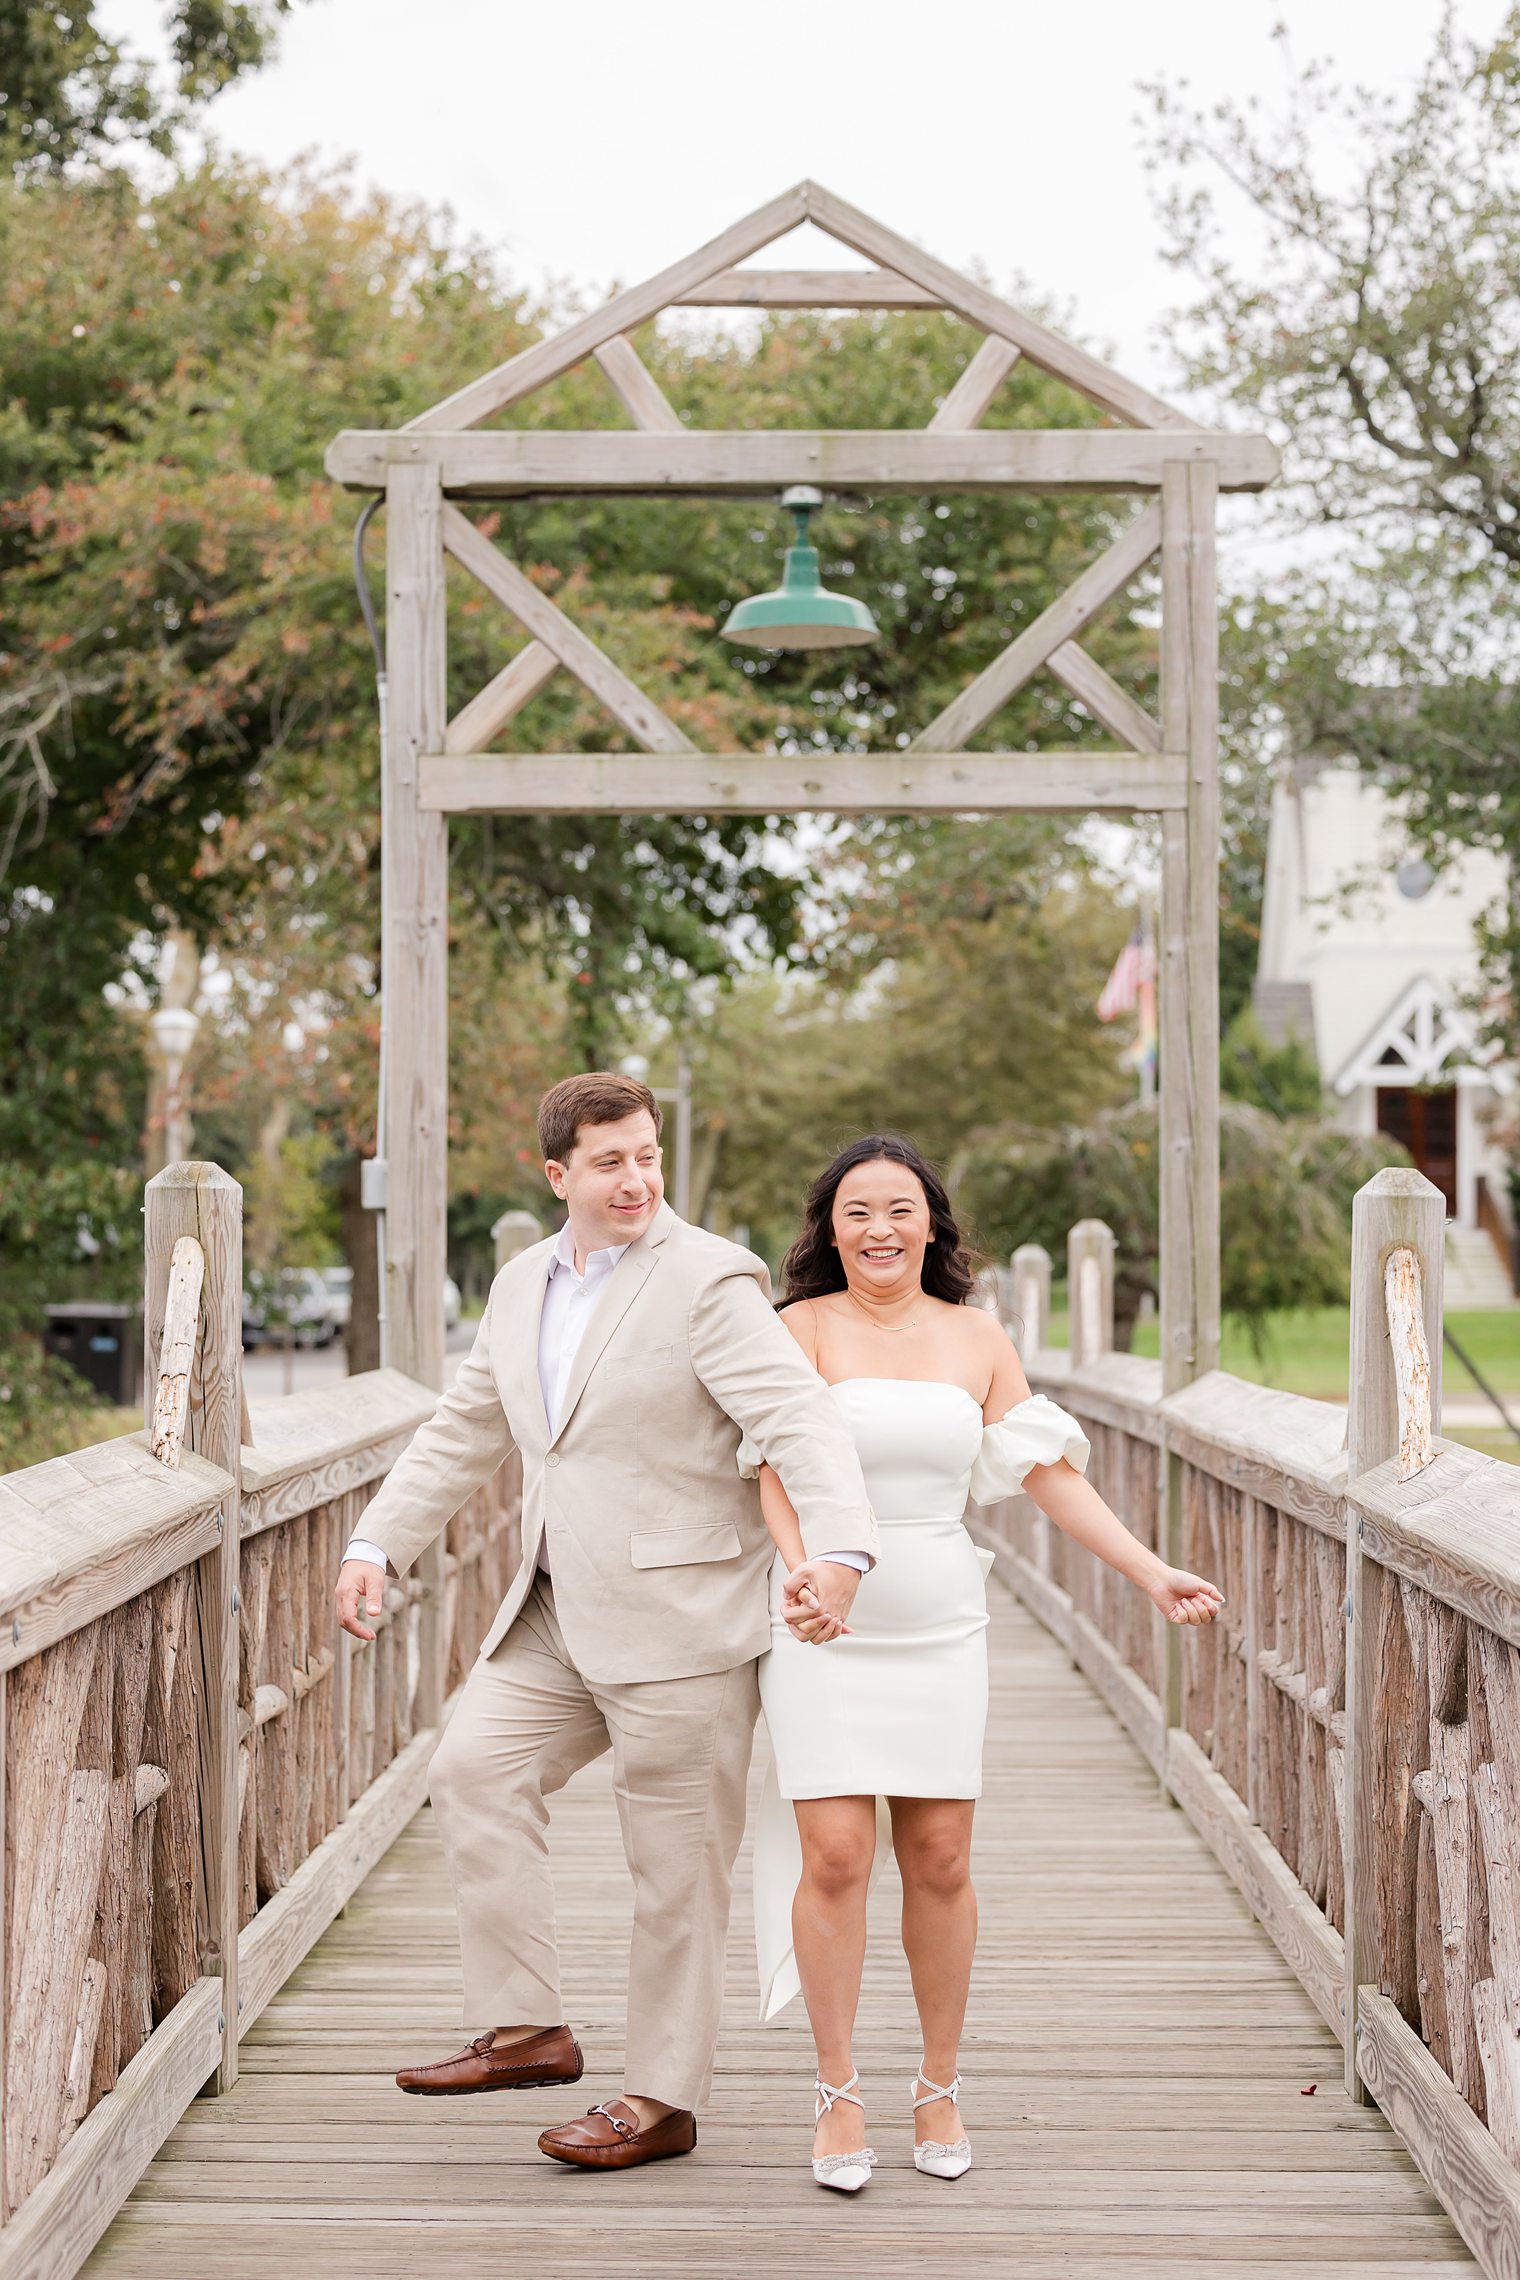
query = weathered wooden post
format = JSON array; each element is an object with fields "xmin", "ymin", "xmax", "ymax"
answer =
[
  {"xmin": 143, "ymin": 1163, "xmax": 243, "ymax": 2092},
  {"xmin": 384, "ymin": 463, "xmax": 451, "ymax": 1737},
  {"xmin": 1067, "ymin": 1219, "xmax": 1115, "ymax": 1369},
  {"xmin": 1342, "ymin": 1166, "xmax": 1446, "ymax": 2103},
  {"xmin": 1155, "ymin": 459, "xmax": 1221, "ymax": 1800},
  {"xmin": 492, "ymin": 1209, "xmax": 543, "ymax": 1271},
  {"xmin": 1010, "ymin": 1243, "xmax": 1051, "ymax": 1361}
]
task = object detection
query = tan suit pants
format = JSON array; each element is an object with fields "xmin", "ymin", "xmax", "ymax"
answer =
[{"xmin": 427, "ymin": 1575, "xmax": 760, "ymax": 2112}]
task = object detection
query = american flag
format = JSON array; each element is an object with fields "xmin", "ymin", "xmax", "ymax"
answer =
[{"xmin": 1097, "ymin": 924, "xmax": 1155, "ymax": 1022}]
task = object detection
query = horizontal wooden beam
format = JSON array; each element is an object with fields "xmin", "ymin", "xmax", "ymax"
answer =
[
  {"xmin": 417, "ymin": 750, "xmax": 1188, "ymax": 816},
  {"xmin": 675, "ymin": 267, "xmax": 942, "ymax": 308},
  {"xmin": 327, "ymin": 428, "xmax": 1280, "ymax": 497}
]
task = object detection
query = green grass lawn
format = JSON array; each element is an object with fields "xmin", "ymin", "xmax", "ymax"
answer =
[{"xmin": 1043, "ymin": 1302, "xmax": 1520, "ymax": 1401}]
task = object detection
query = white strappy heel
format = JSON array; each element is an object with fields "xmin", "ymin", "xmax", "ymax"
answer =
[
  {"xmin": 812, "ymin": 2069, "xmax": 877, "ymax": 2193},
  {"xmin": 911, "ymin": 2064, "xmax": 972, "ymax": 2179}
]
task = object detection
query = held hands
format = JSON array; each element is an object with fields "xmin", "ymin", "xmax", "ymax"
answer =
[
  {"xmin": 1146, "ymin": 1565, "xmax": 1225, "ymax": 1627},
  {"xmin": 335, "ymin": 1559, "xmax": 387, "ymax": 1644},
  {"xmin": 782, "ymin": 1558, "xmax": 862, "ymax": 1647}
]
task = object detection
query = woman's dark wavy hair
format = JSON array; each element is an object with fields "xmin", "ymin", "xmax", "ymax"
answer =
[{"xmin": 779, "ymin": 1134, "xmax": 980, "ymax": 1308}]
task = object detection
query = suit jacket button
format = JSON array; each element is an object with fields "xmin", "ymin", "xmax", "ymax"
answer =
[{"xmin": 545, "ymin": 1452, "xmax": 560, "ymax": 1467}]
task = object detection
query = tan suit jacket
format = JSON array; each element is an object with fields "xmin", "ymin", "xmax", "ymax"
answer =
[{"xmin": 353, "ymin": 1204, "xmax": 876, "ymax": 1684}]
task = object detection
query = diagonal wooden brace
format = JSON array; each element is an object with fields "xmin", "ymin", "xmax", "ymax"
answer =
[
  {"xmin": 406, "ymin": 184, "xmax": 809, "ymax": 433},
  {"xmin": 1046, "ymin": 642, "xmax": 1162, "ymax": 754},
  {"xmin": 911, "ymin": 503, "xmax": 1164, "ymax": 753},
  {"xmin": 444, "ymin": 641, "xmax": 560, "ymax": 756},
  {"xmin": 441, "ymin": 504, "xmax": 694, "ymax": 756}
]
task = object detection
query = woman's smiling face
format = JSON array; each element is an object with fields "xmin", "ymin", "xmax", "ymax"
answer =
[{"xmin": 831, "ymin": 1159, "xmax": 934, "ymax": 1294}]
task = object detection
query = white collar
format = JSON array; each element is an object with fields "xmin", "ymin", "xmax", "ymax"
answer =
[{"xmin": 548, "ymin": 1220, "xmax": 631, "ymax": 1281}]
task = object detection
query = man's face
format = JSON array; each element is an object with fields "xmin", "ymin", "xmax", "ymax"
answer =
[{"xmin": 545, "ymin": 1110, "xmax": 665, "ymax": 1252}]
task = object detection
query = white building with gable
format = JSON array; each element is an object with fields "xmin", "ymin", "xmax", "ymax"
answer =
[{"xmin": 1254, "ymin": 762, "xmax": 1516, "ymax": 1303}]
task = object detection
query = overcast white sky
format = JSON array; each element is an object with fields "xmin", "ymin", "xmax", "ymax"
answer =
[{"xmin": 98, "ymin": 0, "xmax": 1502, "ymax": 405}]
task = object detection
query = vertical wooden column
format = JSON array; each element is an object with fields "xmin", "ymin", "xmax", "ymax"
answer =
[
  {"xmin": 1067, "ymin": 1220, "xmax": 1115, "ymax": 1368},
  {"xmin": 385, "ymin": 463, "xmax": 451, "ymax": 1732},
  {"xmin": 1158, "ymin": 459, "xmax": 1221, "ymax": 1396},
  {"xmin": 1010, "ymin": 1242, "xmax": 1051, "ymax": 1360},
  {"xmin": 1342, "ymin": 1166, "xmax": 1446, "ymax": 2101},
  {"xmin": 1158, "ymin": 460, "xmax": 1221, "ymax": 1796},
  {"xmin": 144, "ymin": 1163, "xmax": 243, "ymax": 2092}
]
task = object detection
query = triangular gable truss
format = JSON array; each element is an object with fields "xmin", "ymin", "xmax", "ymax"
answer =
[
  {"xmin": 405, "ymin": 180, "xmax": 1200, "ymax": 437},
  {"xmin": 405, "ymin": 183, "xmax": 1210, "ymax": 769},
  {"xmin": 331, "ymin": 182, "xmax": 1277, "ymax": 803},
  {"xmin": 1333, "ymin": 976, "xmax": 1513, "ymax": 1098}
]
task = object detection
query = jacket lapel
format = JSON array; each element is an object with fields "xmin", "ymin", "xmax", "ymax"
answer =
[
  {"xmin": 549, "ymin": 1203, "xmax": 674, "ymax": 1446},
  {"xmin": 509, "ymin": 1243, "xmax": 556, "ymax": 1442}
]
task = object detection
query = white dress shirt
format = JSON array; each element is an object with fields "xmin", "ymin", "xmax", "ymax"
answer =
[{"xmin": 342, "ymin": 1220, "xmax": 870, "ymax": 1579}]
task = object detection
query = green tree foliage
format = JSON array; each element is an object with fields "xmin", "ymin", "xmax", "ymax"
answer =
[
  {"xmin": 957, "ymin": 1101, "xmax": 1404, "ymax": 1350},
  {"xmin": 0, "ymin": 1, "xmax": 299, "ymax": 170},
  {"xmin": 1220, "ymin": 1005, "xmax": 1327, "ymax": 1120},
  {"xmin": 0, "ymin": 150, "xmax": 1166, "ymax": 1436},
  {"xmin": 1145, "ymin": 9, "xmax": 1520, "ymax": 1058},
  {"xmin": 684, "ymin": 825, "xmax": 1133, "ymax": 1258}
]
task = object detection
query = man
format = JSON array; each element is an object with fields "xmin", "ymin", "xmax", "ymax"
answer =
[{"xmin": 335, "ymin": 1071, "xmax": 874, "ymax": 2171}]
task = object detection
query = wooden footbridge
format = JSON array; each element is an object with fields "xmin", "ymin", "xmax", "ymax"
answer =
[{"xmin": 1, "ymin": 1159, "xmax": 1518, "ymax": 2276}]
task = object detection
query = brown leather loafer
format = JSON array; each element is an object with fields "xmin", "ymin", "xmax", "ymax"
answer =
[
  {"xmin": 396, "ymin": 2023, "xmax": 584, "ymax": 2095},
  {"xmin": 537, "ymin": 2100, "xmax": 697, "ymax": 2169}
]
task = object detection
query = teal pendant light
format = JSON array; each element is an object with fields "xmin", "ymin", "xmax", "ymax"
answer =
[{"xmin": 722, "ymin": 486, "xmax": 879, "ymax": 651}]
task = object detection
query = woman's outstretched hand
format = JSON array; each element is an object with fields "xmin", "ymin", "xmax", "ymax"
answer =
[{"xmin": 1147, "ymin": 1567, "xmax": 1225, "ymax": 1626}]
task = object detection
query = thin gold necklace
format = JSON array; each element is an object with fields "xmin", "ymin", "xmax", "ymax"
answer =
[{"xmin": 845, "ymin": 1286, "xmax": 921, "ymax": 1333}]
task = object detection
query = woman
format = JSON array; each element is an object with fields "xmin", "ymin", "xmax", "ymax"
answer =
[{"xmin": 747, "ymin": 1135, "xmax": 1223, "ymax": 2193}]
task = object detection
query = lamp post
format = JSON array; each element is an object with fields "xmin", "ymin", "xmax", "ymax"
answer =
[
  {"xmin": 149, "ymin": 1005, "xmax": 200, "ymax": 1168},
  {"xmin": 621, "ymin": 1054, "xmax": 693, "ymax": 1220}
]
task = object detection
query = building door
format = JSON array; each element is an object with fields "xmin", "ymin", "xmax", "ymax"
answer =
[{"xmin": 1376, "ymin": 1086, "xmax": 1458, "ymax": 1212}]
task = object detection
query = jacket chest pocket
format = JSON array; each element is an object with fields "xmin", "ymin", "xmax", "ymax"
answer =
[
  {"xmin": 629, "ymin": 1522, "xmax": 743, "ymax": 1570},
  {"xmin": 606, "ymin": 1345, "xmax": 675, "ymax": 1376}
]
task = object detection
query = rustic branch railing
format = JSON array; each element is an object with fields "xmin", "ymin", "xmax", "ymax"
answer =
[
  {"xmin": 0, "ymin": 1164, "xmax": 521, "ymax": 2279},
  {"xmin": 973, "ymin": 1167, "xmax": 1520, "ymax": 2278}
]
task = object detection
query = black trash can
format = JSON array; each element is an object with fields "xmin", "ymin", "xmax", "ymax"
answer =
[{"xmin": 43, "ymin": 1302, "xmax": 143, "ymax": 1407}]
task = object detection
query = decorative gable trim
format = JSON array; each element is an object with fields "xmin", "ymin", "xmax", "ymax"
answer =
[{"xmin": 1332, "ymin": 975, "xmax": 1513, "ymax": 1097}]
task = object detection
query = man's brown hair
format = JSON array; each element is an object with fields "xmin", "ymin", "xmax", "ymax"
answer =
[{"xmin": 537, "ymin": 1071, "xmax": 663, "ymax": 1164}]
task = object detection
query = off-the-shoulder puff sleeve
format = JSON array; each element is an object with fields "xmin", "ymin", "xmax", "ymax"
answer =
[{"xmin": 970, "ymin": 1394, "xmax": 1091, "ymax": 1505}]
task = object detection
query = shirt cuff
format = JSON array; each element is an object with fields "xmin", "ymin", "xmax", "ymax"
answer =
[
  {"xmin": 342, "ymin": 1536, "xmax": 390, "ymax": 1572},
  {"xmin": 817, "ymin": 1549, "xmax": 872, "ymax": 1574}
]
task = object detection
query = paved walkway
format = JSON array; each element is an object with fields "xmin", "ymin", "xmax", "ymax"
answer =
[{"xmin": 86, "ymin": 1574, "xmax": 1473, "ymax": 2277}]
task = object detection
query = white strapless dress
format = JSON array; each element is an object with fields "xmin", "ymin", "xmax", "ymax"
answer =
[{"xmin": 747, "ymin": 1381, "xmax": 1090, "ymax": 2021}]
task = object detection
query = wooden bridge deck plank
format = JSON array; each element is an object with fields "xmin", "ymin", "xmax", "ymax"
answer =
[{"xmin": 84, "ymin": 1579, "xmax": 1476, "ymax": 2276}]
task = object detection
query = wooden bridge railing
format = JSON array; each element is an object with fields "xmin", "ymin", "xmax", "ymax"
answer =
[
  {"xmin": 6, "ymin": 1156, "xmax": 1520, "ymax": 2276},
  {"xmin": 974, "ymin": 1167, "xmax": 1520, "ymax": 2280},
  {"xmin": 0, "ymin": 1163, "xmax": 522, "ymax": 2279}
]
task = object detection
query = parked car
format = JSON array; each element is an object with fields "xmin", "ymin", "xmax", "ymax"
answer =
[
  {"xmin": 315, "ymin": 1264, "xmax": 460, "ymax": 1337},
  {"xmin": 242, "ymin": 1267, "xmax": 340, "ymax": 1350},
  {"xmin": 322, "ymin": 1264, "xmax": 352, "ymax": 1330}
]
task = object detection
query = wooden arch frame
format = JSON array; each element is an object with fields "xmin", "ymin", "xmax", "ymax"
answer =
[{"xmin": 327, "ymin": 179, "xmax": 1279, "ymax": 1431}]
